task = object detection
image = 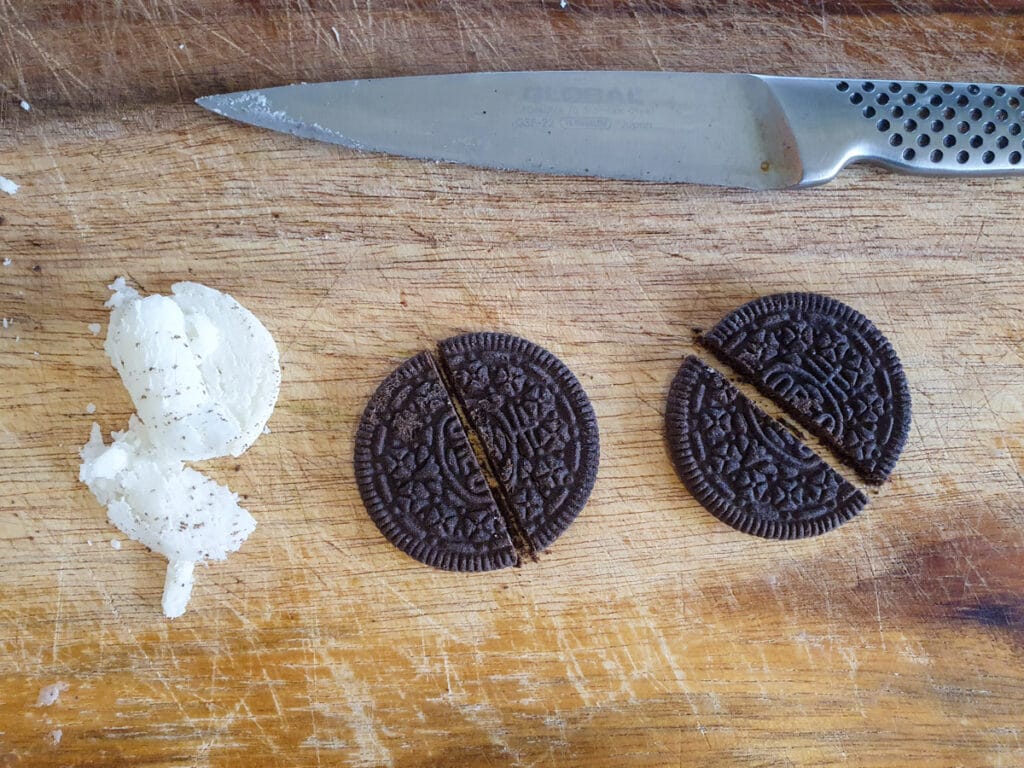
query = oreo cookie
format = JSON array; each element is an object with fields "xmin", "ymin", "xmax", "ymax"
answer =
[
  {"xmin": 354, "ymin": 352, "xmax": 517, "ymax": 571},
  {"xmin": 355, "ymin": 334, "xmax": 599, "ymax": 570},
  {"xmin": 701, "ymin": 293, "xmax": 911, "ymax": 484},
  {"xmin": 666, "ymin": 357, "xmax": 868, "ymax": 539},
  {"xmin": 440, "ymin": 333, "xmax": 600, "ymax": 553}
]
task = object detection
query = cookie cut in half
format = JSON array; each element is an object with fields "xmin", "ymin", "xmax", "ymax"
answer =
[
  {"xmin": 355, "ymin": 334, "xmax": 599, "ymax": 571},
  {"xmin": 701, "ymin": 292, "xmax": 911, "ymax": 484},
  {"xmin": 666, "ymin": 357, "xmax": 868, "ymax": 540}
]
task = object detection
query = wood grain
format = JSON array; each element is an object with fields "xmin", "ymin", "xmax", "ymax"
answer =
[{"xmin": 1, "ymin": 2, "xmax": 1023, "ymax": 766}]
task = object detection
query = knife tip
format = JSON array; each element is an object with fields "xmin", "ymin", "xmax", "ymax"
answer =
[{"xmin": 195, "ymin": 94, "xmax": 231, "ymax": 118}]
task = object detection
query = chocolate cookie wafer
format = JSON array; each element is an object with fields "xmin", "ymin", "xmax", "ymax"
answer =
[
  {"xmin": 666, "ymin": 357, "xmax": 868, "ymax": 539},
  {"xmin": 701, "ymin": 292, "xmax": 911, "ymax": 484},
  {"xmin": 355, "ymin": 335, "xmax": 599, "ymax": 570},
  {"xmin": 354, "ymin": 352, "xmax": 517, "ymax": 571},
  {"xmin": 440, "ymin": 332, "xmax": 600, "ymax": 554}
]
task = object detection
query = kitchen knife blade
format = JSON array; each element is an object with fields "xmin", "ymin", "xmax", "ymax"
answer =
[{"xmin": 196, "ymin": 72, "xmax": 1024, "ymax": 189}]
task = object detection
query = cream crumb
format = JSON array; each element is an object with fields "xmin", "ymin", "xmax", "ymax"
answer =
[{"xmin": 35, "ymin": 682, "xmax": 69, "ymax": 707}]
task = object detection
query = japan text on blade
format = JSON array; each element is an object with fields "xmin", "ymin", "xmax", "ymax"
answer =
[{"xmin": 197, "ymin": 71, "xmax": 1024, "ymax": 189}]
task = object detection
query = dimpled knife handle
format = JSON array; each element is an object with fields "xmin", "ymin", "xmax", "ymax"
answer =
[{"xmin": 762, "ymin": 76, "xmax": 1024, "ymax": 186}]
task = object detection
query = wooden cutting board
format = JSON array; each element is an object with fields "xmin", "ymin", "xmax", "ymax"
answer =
[{"xmin": 2, "ymin": 2, "xmax": 1022, "ymax": 766}]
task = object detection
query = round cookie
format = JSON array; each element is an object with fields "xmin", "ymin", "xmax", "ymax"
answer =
[{"xmin": 666, "ymin": 357, "xmax": 868, "ymax": 539}]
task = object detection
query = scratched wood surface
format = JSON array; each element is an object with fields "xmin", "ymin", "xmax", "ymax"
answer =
[{"xmin": 2, "ymin": 2, "xmax": 1023, "ymax": 766}]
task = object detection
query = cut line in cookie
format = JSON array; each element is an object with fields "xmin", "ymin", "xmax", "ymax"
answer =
[{"xmin": 440, "ymin": 332, "xmax": 600, "ymax": 556}]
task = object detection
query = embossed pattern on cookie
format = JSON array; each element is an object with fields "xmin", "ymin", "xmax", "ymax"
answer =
[
  {"xmin": 354, "ymin": 352, "xmax": 517, "ymax": 571},
  {"xmin": 701, "ymin": 293, "xmax": 911, "ymax": 484},
  {"xmin": 440, "ymin": 333, "xmax": 600, "ymax": 554},
  {"xmin": 666, "ymin": 357, "xmax": 868, "ymax": 540}
]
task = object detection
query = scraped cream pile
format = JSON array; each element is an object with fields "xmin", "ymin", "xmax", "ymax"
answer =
[{"xmin": 79, "ymin": 278, "xmax": 280, "ymax": 618}]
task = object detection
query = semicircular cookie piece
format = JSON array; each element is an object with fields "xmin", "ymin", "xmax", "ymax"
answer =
[
  {"xmin": 666, "ymin": 357, "xmax": 867, "ymax": 539},
  {"xmin": 354, "ymin": 352, "xmax": 517, "ymax": 572},
  {"xmin": 439, "ymin": 332, "xmax": 600, "ymax": 553},
  {"xmin": 701, "ymin": 292, "xmax": 911, "ymax": 484}
]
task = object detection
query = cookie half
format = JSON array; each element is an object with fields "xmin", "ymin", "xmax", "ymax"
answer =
[
  {"xmin": 666, "ymin": 357, "xmax": 868, "ymax": 539},
  {"xmin": 440, "ymin": 333, "xmax": 600, "ymax": 554},
  {"xmin": 701, "ymin": 292, "xmax": 911, "ymax": 484},
  {"xmin": 354, "ymin": 352, "xmax": 517, "ymax": 571}
]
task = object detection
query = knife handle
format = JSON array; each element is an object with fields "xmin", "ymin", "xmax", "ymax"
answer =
[{"xmin": 763, "ymin": 77, "xmax": 1024, "ymax": 186}]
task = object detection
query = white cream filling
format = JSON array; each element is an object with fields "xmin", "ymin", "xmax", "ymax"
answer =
[{"xmin": 80, "ymin": 279, "xmax": 279, "ymax": 618}]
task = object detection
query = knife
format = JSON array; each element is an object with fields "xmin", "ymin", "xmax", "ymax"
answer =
[{"xmin": 196, "ymin": 71, "xmax": 1024, "ymax": 190}]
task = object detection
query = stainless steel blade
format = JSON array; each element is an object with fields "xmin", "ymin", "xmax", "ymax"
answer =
[{"xmin": 196, "ymin": 71, "xmax": 804, "ymax": 190}]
